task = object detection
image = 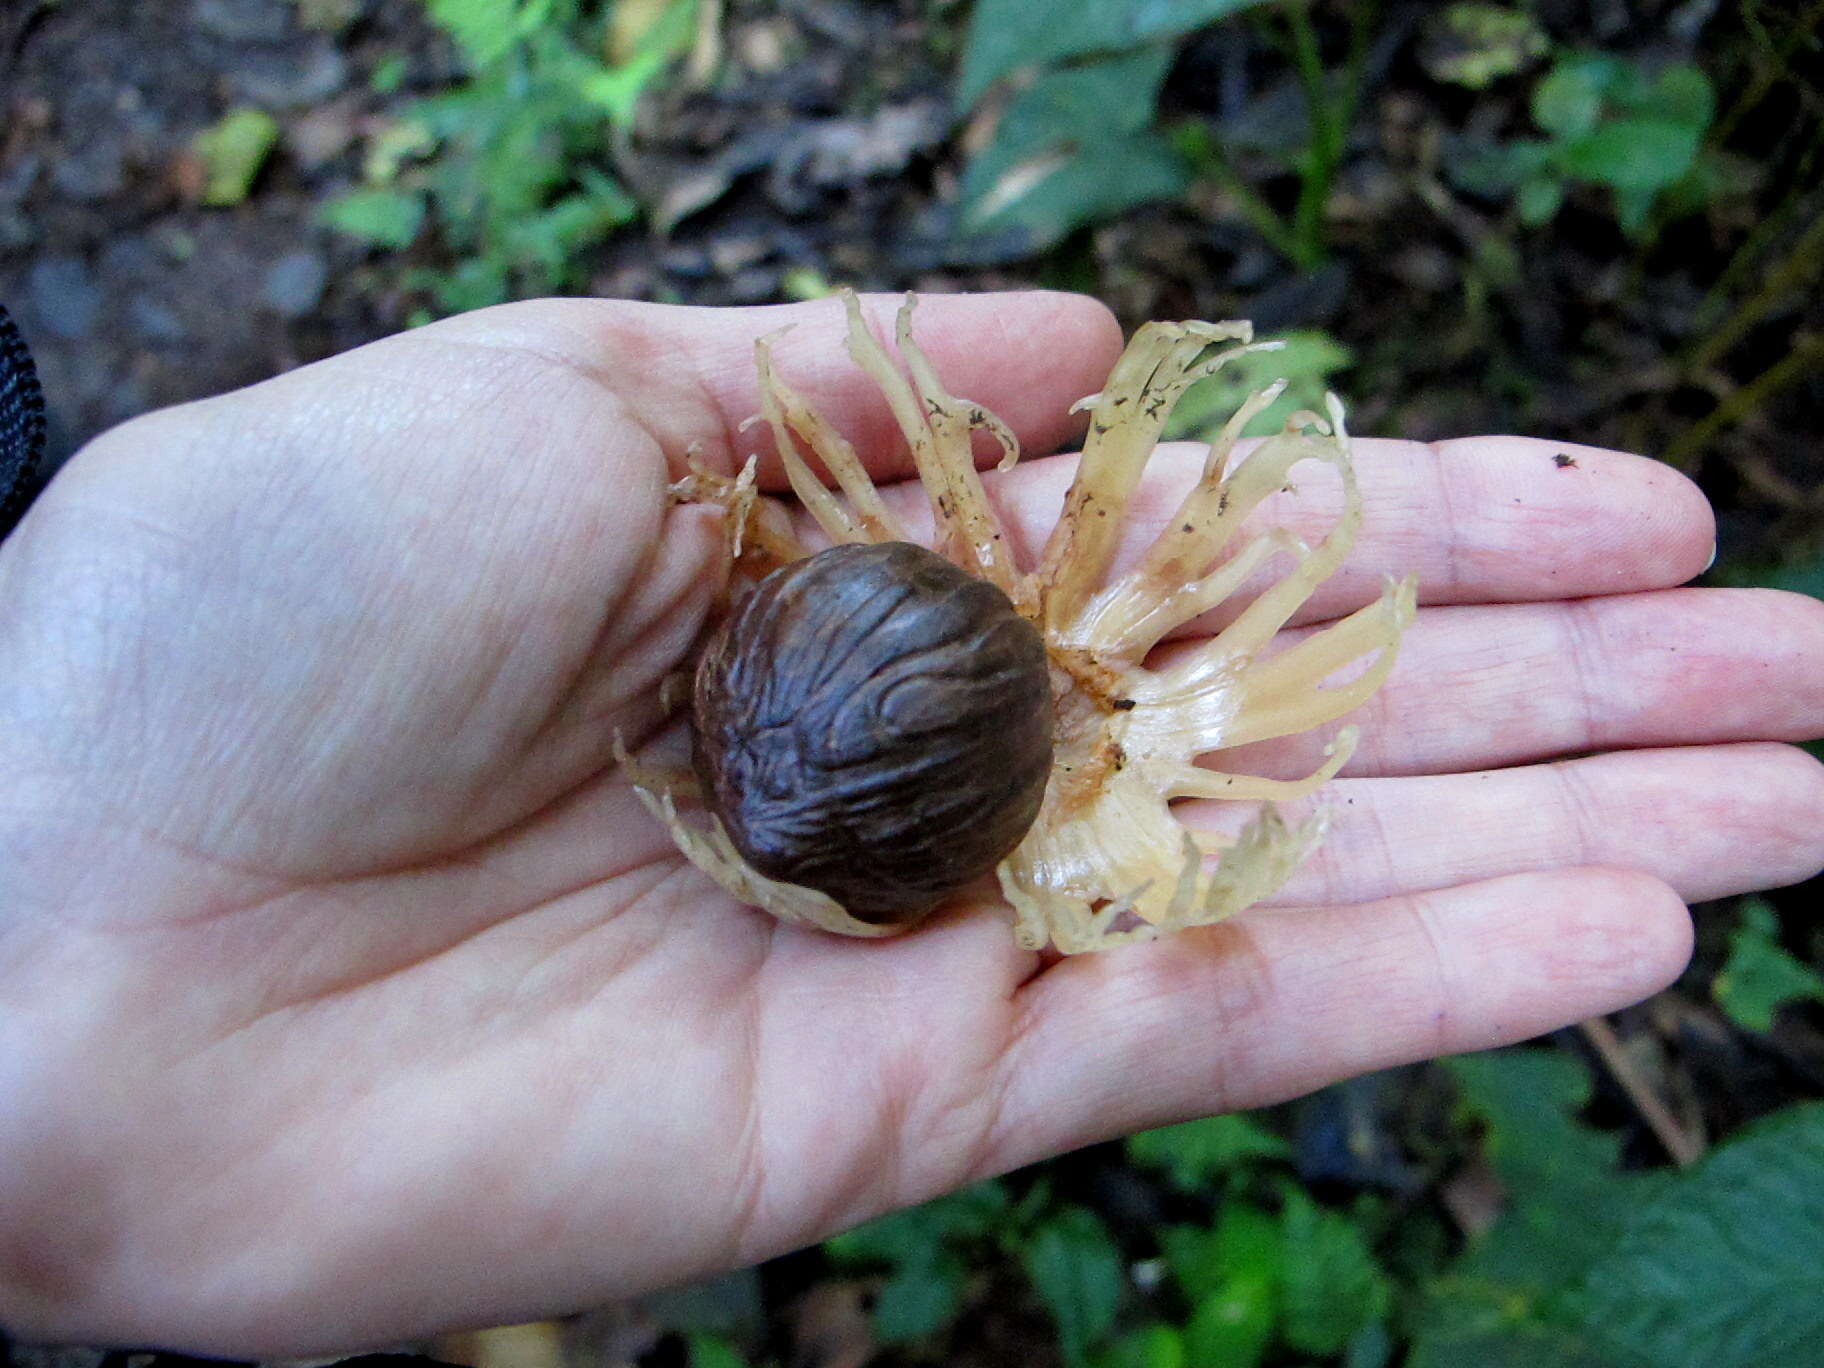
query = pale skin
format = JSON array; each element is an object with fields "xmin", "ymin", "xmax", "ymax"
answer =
[{"xmin": 1, "ymin": 292, "xmax": 1821, "ymax": 1356}]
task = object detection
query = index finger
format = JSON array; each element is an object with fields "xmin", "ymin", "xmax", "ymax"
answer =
[{"xmin": 432, "ymin": 291, "xmax": 1125, "ymax": 486}]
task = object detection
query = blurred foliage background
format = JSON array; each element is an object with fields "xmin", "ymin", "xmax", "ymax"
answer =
[{"xmin": 2, "ymin": 1, "xmax": 1822, "ymax": 1365}]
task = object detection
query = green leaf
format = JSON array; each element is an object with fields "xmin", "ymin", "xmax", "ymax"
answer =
[
  {"xmin": 1127, "ymin": 1113, "xmax": 1290, "ymax": 1190},
  {"xmin": 370, "ymin": 53, "xmax": 408, "ymax": 93},
  {"xmin": 1560, "ymin": 118, "xmax": 1702, "ymax": 192},
  {"xmin": 1183, "ymin": 1277, "xmax": 1274, "ymax": 1368},
  {"xmin": 576, "ymin": 0, "xmax": 697, "ymax": 126},
  {"xmin": 1408, "ymin": 1053, "xmax": 1664, "ymax": 1367},
  {"xmin": 1406, "ymin": 1290, "xmax": 1629, "ymax": 1368},
  {"xmin": 1160, "ymin": 1203, "xmax": 1280, "ymax": 1304},
  {"xmin": 685, "ymin": 1333, "xmax": 747, "ymax": 1368},
  {"xmin": 192, "ymin": 107, "xmax": 280, "ymax": 207},
  {"xmin": 957, "ymin": 0, "xmax": 1273, "ymax": 107},
  {"xmin": 425, "ymin": 0, "xmax": 523, "ymax": 67},
  {"xmin": 1647, "ymin": 64, "xmax": 1715, "ymax": 130},
  {"xmin": 1714, "ymin": 897, "xmax": 1824, "ymax": 1032},
  {"xmin": 1572, "ymin": 1104, "xmax": 1824, "ymax": 1367},
  {"xmin": 1447, "ymin": 138, "xmax": 1552, "ymax": 196},
  {"xmin": 1163, "ymin": 330, "xmax": 1352, "ymax": 442},
  {"xmin": 1517, "ymin": 175, "xmax": 1565, "ymax": 225},
  {"xmin": 420, "ymin": 256, "xmax": 509, "ymax": 312},
  {"xmin": 1345, "ymin": 1320, "xmax": 1396, "ymax": 1368},
  {"xmin": 872, "ymin": 1252, "xmax": 966, "ymax": 1344},
  {"xmin": 1021, "ymin": 1207, "xmax": 1125, "ymax": 1368},
  {"xmin": 824, "ymin": 1181, "xmax": 1009, "ymax": 1267},
  {"xmin": 1444, "ymin": 1048, "xmax": 1668, "ymax": 1287},
  {"xmin": 1094, "ymin": 1324, "xmax": 1186, "ymax": 1368},
  {"xmin": 958, "ymin": 48, "xmax": 1188, "ymax": 248},
  {"xmin": 320, "ymin": 187, "xmax": 426, "ymax": 247},
  {"xmin": 1531, "ymin": 64, "xmax": 1604, "ymax": 139},
  {"xmin": 1448, "ymin": 1049, "xmax": 1620, "ymax": 1199},
  {"xmin": 1278, "ymin": 1189, "xmax": 1391, "ymax": 1356}
]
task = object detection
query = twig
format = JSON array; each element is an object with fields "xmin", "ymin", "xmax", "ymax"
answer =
[
  {"xmin": 1665, "ymin": 331, "xmax": 1824, "ymax": 475},
  {"xmin": 1579, "ymin": 1016, "xmax": 1705, "ymax": 1168}
]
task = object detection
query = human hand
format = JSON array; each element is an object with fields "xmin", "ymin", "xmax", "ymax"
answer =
[{"xmin": 1, "ymin": 293, "xmax": 1820, "ymax": 1355}]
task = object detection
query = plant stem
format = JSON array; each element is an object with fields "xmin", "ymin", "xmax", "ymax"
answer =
[
  {"xmin": 1692, "ymin": 126, "xmax": 1824, "ymax": 336},
  {"xmin": 1188, "ymin": 126, "xmax": 1305, "ymax": 265},
  {"xmin": 1579, "ymin": 1018, "xmax": 1705, "ymax": 1168},
  {"xmin": 1711, "ymin": 0, "xmax": 1824, "ymax": 149},
  {"xmin": 1664, "ymin": 330, "xmax": 1824, "ymax": 474},
  {"xmin": 1684, "ymin": 206, "xmax": 1824, "ymax": 377}
]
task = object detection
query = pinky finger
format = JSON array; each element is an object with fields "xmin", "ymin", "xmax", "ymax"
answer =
[{"xmin": 983, "ymin": 867, "xmax": 1693, "ymax": 1175}]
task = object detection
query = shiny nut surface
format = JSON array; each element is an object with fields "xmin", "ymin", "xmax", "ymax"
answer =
[{"xmin": 692, "ymin": 541, "xmax": 1053, "ymax": 923}]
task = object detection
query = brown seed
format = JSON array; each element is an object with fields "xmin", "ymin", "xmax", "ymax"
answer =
[{"xmin": 692, "ymin": 541, "xmax": 1054, "ymax": 924}]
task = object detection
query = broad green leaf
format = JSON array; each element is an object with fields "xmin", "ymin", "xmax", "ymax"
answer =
[
  {"xmin": 321, "ymin": 187, "xmax": 426, "ymax": 247},
  {"xmin": 1532, "ymin": 64, "xmax": 1604, "ymax": 139},
  {"xmin": 1447, "ymin": 1049, "xmax": 1620, "ymax": 1200},
  {"xmin": 957, "ymin": 0, "xmax": 1272, "ymax": 107},
  {"xmin": 958, "ymin": 48, "xmax": 1187, "ymax": 247},
  {"xmin": 1021, "ymin": 1207, "xmax": 1125, "ymax": 1368},
  {"xmin": 1410, "ymin": 1049, "xmax": 1671, "ymax": 1368},
  {"xmin": 1713, "ymin": 897, "xmax": 1824, "ymax": 1032},
  {"xmin": 1278, "ymin": 1188, "xmax": 1391, "ymax": 1356},
  {"xmin": 1126, "ymin": 1113, "xmax": 1290, "ymax": 1190},
  {"xmin": 193, "ymin": 107, "xmax": 280, "ymax": 207},
  {"xmin": 872, "ymin": 1252, "xmax": 965, "ymax": 1344},
  {"xmin": 1560, "ymin": 118, "xmax": 1702, "ymax": 192},
  {"xmin": 1573, "ymin": 1103, "xmax": 1824, "ymax": 1367},
  {"xmin": 1094, "ymin": 1323, "xmax": 1186, "ymax": 1368},
  {"xmin": 1444, "ymin": 1048, "xmax": 1667, "ymax": 1287},
  {"xmin": 959, "ymin": 133, "xmax": 1187, "ymax": 248},
  {"xmin": 1420, "ymin": 5, "xmax": 1549, "ymax": 90},
  {"xmin": 1406, "ymin": 1285, "xmax": 1629, "ymax": 1368}
]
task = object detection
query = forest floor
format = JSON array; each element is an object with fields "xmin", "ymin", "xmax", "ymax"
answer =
[{"xmin": 2, "ymin": 2, "xmax": 1821, "ymax": 1366}]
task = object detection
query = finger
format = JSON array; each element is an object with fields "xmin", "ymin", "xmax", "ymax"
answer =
[
  {"xmin": 1205, "ymin": 742, "xmax": 1824, "ymax": 908},
  {"xmin": 862, "ymin": 435, "xmax": 1712, "ymax": 621},
  {"xmin": 1216, "ymin": 587, "xmax": 1824, "ymax": 778},
  {"xmin": 427, "ymin": 291, "xmax": 1124, "ymax": 484},
  {"xmin": 985, "ymin": 867, "xmax": 1692, "ymax": 1170}
]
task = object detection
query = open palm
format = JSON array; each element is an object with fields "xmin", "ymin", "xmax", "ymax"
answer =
[{"xmin": 1, "ymin": 293, "xmax": 1820, "ymax": 1356}]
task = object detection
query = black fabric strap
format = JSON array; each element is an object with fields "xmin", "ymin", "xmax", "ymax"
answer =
[{"xmin": 1, "ymin": 301, "xmax": 48, "ymax": 538}]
